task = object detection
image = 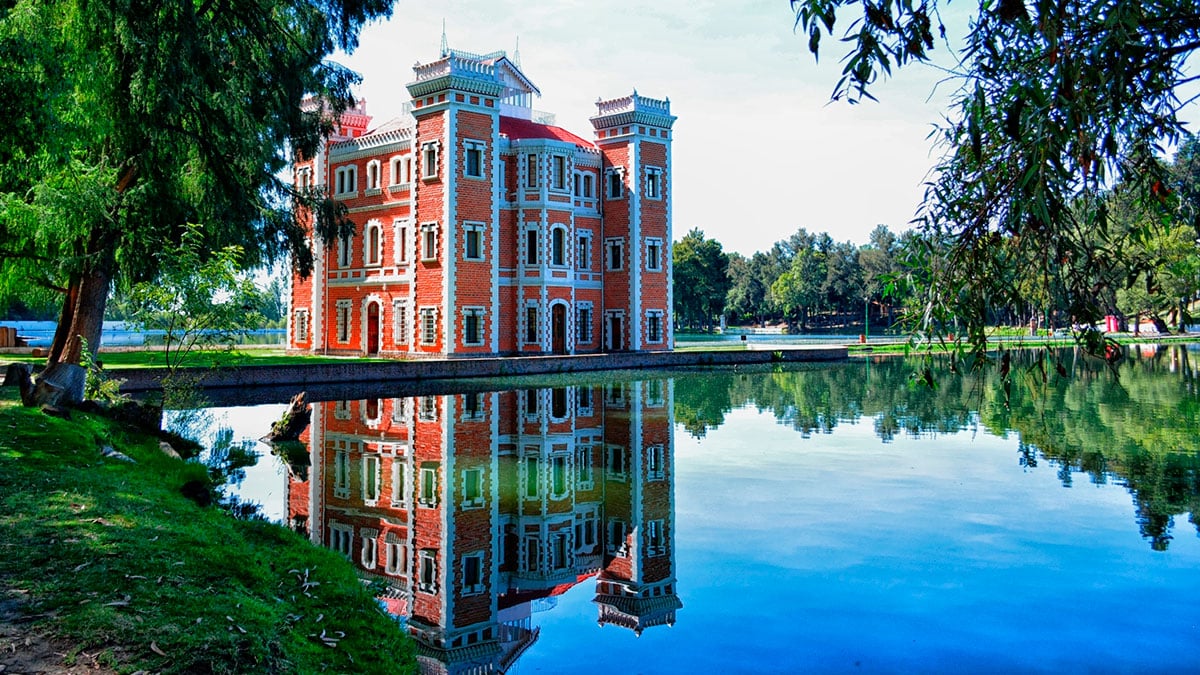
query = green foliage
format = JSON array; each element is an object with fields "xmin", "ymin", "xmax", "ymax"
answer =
[
  {"xmin": 672, "ymin": 228, "xmax": 731, "ymax": 330},
  {"xmin": 78, "ymin": 337, "xmax": 128, "ymax": 405},
  {"xmin": 792, "ymin": 0, "xmax": 1200, "ymax": 351},
  {"xmin": 0, "ymin": 388, "xmax": 416, "ymax": 673},
  {"xmin": 126, "ymin": 224, "xmax": 265, "ymax": 373}
]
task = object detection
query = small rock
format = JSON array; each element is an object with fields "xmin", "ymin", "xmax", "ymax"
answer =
[
  {"xmin": 100, "ymin": 445, "xmax": 135, "ymax": 463},
  {"xmin": 159, "ymin": 441, "xmax": 181, "ymax": 460}
]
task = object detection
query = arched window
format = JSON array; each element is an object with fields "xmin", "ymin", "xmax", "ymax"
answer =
[
  {"xmin": 366, "ymin": 160, "xmax": 381, "ymax": 190},
  {"xmin": 365, "ymin": 221, "xmax": 382, "ymax": 266},
  {"xmin": 551, "ymin": 227, "xmax": 566, "ymax": 266}
]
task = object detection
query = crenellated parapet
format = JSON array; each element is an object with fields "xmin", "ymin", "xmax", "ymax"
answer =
[{"xmin": 590, "ymin": 92, "xmax": 676, "ymax": 131}]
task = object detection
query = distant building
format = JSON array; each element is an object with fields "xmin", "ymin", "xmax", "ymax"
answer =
[
  {"xmin": 285, "ymin": 381, "xmax": 681, "ymax": 672},
  {"xmin": 289, "ymin": 45, "xmax": 676, "ymax": 357}
]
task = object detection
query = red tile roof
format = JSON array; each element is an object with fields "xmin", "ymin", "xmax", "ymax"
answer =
[{"xmin": 500, "ymin": 116, "xmax": 595, "ymax": 149}]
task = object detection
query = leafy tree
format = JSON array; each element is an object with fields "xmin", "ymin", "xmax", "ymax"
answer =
[
  {"xmin": 126, "ymin": 224, "xmax": 264, "ymax": 374},
  {"xmin": 672, "ymin": 228, "xmax": 731, "ymax": 330},
  {"xmin": 0, "ymin": 0, "xmax": 391, "ymax": 402},
  {"xmin": 792, "ymin": 0, "xmax": 1200, "ymax": 353}
]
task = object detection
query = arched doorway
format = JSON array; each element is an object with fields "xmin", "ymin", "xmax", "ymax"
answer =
[
  {"xmin": 366, "ymin": 302, "xmax": 380, "ymax": 355},
  {"xmin": 551, "ymin": 304, "xmax": 567, "ymax": 354}
]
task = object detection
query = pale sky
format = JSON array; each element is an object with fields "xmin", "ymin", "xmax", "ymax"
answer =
[{"xmin": 333, "ymin": 1, "xmax": 969, "ymax": 255}]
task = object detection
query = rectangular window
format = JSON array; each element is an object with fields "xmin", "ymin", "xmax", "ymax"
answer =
[
  {"xmin": 335, "ymin": 300, "xmax": 352, "ymax": 343},
  {"xmin": 576, "ymin": 445, "xmax": 593, "ymax": 488},
  {"xmin": 333, "ymin": 449, "xmax": 350, "ymax": 497},
  {"xmin": 390, "ymin": 462, "xmax": 407, "ymax": 507},
  {"xmin": 422, "ymin": 141, "xmax": 440, "ymax": 180},
  {"xmin": 337, "ymin": 234, "xmax": 352, "ymax": 268},
  {"xmin": 420, "ymin": 222, "xmax": 438, "ymax": 261},
  {"xmin": 419, "ymin": 307, "xmax": 438, "ymax": 345},
  {"xmin": 385, "ymin": 540, "xmax": 407, "ymax": 575},
  {"xmin": 551, "ymin": 455, "xmax": 568, "ymax": 498},
  {"xmin": 526, "ymin": 153, "xmax": 538, "ymax": 188},
  {"xmin": 646, "ymin": 166, "xmax": 663, "ymax": 199},
  {"xmin": 607, "ymin": 519, "xmax": 627, "ymax": 556},
  {"xmin": 648, "ymin": 444, "xmax": 665, "ymax": 480},
  {"xmin": 551, "ymin": 227, "xmax": 566, "ymax": 266},
  {"xmin": 463, "ymin": 552, "xmax": 485, "ymax": 593},
  {"xmin": 525, "ymin": 304, "xmax": 538, "ymax": 344},
  {"xmin": 552, "ymin": 156, "xmax": 566, "ymax": 190},
  {"xmin": 464, "ymin": 222, "xmax": 484, "ymax": 260},
  {"xmin": 462, "ymin": 392, "xmax": 484, "ymax": 421},
  {"xmin": 418, "ymin": 549, "xmax": 438, "ymax": 592},
  {"xmin": 576, "ymin": 306, "xmax": 592, "ymax": 343},
  {"xmin": 576, "ymin": 387, "xmax": 593, "ymax": 415},
  {"xmin": 419, "ymin": 464, "xmax": 439, "ymax": 507},
  {"xmin": 360, "ymin": 532, "xmax": 378, "ymax": 568},
  {"xmin": 363, "ymin": 455, "xmax": 380, "ymax": 504},
  {"xmin": 583, "ymin": 173, "xmax": 594, "ymax": 198},
  {"xmin": 395, "ymin": 221, "xmax": 409, "ymax": 264},
  {"xmin": 606, "ymin": 238, "xmax": 624, "ymax": 271},
  {"xmin": 551, "ymin": 533, "xmax": 569, "ymax": 569},
  {"xmin": 647, "ymin": 310, "xmax": 664, "ymax": 343},
  {"xmin": 647, "ymin": 519, "xmax": 664, "ymax": 554},
  {"xmin": 393, "ymin": 301, "xmax": 409, "ymax": 345},
  {"xmin": 463, "ymin": 467, "xmax": 484, "ymax": 508},
  {"xmin": 464, "ymin": 141, "xmax": 484, "ymax": 178},
  {"xmin": 573, "ymin": 173, "xmax": 581, "ymax": 197},
  {"xmin": 606, "ymin": 168, "xmax": 623, "ymax": 198},
  {"xmin": 646, "ymin": 238, "xmax": 663, "ymax": 271},
  {"xmin": 607, "ymin": 445, "xmax": 627, "ymax": 481},
  {"xmin": 525, "ymin": 227, "xmax": 539, "ymax": 265},
  {"xmin": 577, "ymin": 232, "xmax": 592, "ymax": 270},
  {"xmin": 294, "ymin": 308, "xmax": 310, "ymax": 343},
  {"xmin": 647, "ymin": 379, "xmax": 665, "ymax": 406},
  {"xmin": 524, "ymin": 456, "xmax": 539, "ymax": 499},
  {"xmin": 330, "ymin": 524, "xmax": 353, "ymax": 556},
  {"xmin": 463, "ymin": 307, "xmax": 484, "ymax": 346},
  {"xmin": 418, "ymin": 396, "xmax": 438, "ymax": 421}
]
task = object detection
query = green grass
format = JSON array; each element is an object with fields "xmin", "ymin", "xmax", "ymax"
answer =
[
  {"xmin": 0, "ymin": 387, "xmax": 415, "ymax": 674},
  {"xmin": 2, "ymin": 348, "xmax": 385, "ymax": 369}
]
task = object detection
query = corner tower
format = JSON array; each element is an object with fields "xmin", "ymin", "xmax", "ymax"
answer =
[{"xmin": 590, "ymin": 94, "xmax": 676, "ymax": 351}]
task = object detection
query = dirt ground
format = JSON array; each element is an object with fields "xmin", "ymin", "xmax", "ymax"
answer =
[{"xmin": 0, "ymin": 592, "xmax": 119, "ymax": 675}]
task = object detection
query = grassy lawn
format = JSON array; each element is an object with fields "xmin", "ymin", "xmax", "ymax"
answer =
[{"xmin": 0, "ymin": 387, "xmax": 414, "ymax": 674}]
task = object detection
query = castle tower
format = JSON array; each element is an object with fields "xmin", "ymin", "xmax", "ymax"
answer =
[{"xmin": 590, "ymin": 94, "xmax": 677, "ymax": 351}]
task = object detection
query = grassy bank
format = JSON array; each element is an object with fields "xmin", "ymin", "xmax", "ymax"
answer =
[{"xmin": 0, "ymin": 387, "xmax": 414, "ymax": 674}]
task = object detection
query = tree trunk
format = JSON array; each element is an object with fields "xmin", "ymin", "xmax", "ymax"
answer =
[{"xmin": 42, "ymin": 233, "xmax": 115, "ymax": 405}]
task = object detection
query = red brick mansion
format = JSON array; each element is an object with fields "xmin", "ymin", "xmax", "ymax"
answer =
[{"xmin": 288, "ymin": 46, "xmax": 676, "ymax": 357}]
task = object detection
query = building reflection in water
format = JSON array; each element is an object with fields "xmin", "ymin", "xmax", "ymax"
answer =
[{"xmin": 286, "ymin": 381, "xmax": 680, "ymax": 673}]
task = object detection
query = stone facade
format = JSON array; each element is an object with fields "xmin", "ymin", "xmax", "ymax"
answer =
[{"xmin": 289, "ymin": 46, "xmax": 676, "ymax": 357}]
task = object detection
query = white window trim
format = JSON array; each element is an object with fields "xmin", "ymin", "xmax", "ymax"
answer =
[
  {"xmin": 463, "ymin": 139, "xmax": 486, "ymax": 179},
  {"xmin": 389, "ymin": 155, "xmax": 409, "ymax": 186},
  {"xmin": 362, "ymin": 454, "xmax": 381, "ymax": 505},
  {"xmin": 335, "ymin": 165, "xmax": 358, "ymax": 196},
  {"xmin": 577, "ymin": 230, "xmax": 593, "ymax": 270},
  {"xmin": 605, "ymin": 237, "xmax": 624, "ymax": 271},
  {"xmin": 645, "ymin": 165, "xmax": 664, "ymax": 200},
  {"xmin": 646, "ymin": 237, "xmax": 663, "ymax": 272},
  {"xmin": 605, "ymin": 167, "xmax": 625, "ymax": 199},
  {"xmin": 550, "ymin": 225, "xmax": 568, "ymax": 267},
  {"xmin": 646, "ymin": 309, "xmax": 665, "ymax": 344},
  {"xmin": 550, "ymin": 155, "xmax": 568, "ymax": 191},
  {"xmin": 393, "ymin": 300, "xmax": 409, "ymax": 346},
  {"xmin": 393, "ymin": 218, "xmax": 411, "ymax": 265},
  {"xmin": 420, "ymin": 222, "xmax": 439, "ymax": 262},
  {"xmin": 365, "ymin": 159, "xmax": 382, "ymax": 191},
  {"xmin": 335, "ymin": 299, "xmax": 353, "ymax": 344},
  {"xmin": 576, "ymin": 302, "xmax": 594, "ymax": 344},
  {"xmin": 463, "ymin": 221, "xmax": 486, "ymax": 261},
  {"xmin": 360, "ymin": 528, "xmax": 379, "ymax": 568},
  {"xmin": 421, "ymin": 140, "xmax": 441, "ymax": 181},
  {"xmin": 461, "ymin": 468, "xmax": 486, "ymax": 509},
  {"xmin": 461, "ymin": 551, "xmax": 486, "ymax": 594},
  {"xmin": 462, "ymin": 306, "xmax": 486, "ymax": 346},
  {"xmin": 364, "ymin": 219, "xmax": 383, "ymax": 267},
  {"xmin": 293, "ymin": 308, "xmax": 310, "ymax": 343},
  {"xmin": 418, "ymin": 306, "xmax": 439, "ymax": 346}
]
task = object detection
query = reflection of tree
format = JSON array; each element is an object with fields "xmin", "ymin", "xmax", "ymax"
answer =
[{"xmin": 672, "ymin": 347, "xmax": 1200, "ymax": 549}]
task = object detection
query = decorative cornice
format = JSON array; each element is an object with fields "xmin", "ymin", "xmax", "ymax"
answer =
[
  {"xmin": 407, "ymin": 55, "xmax": 506, "ymax": 98},
  {"xmin": 590, "ymin": 92, "xmax": 676, "ymax": 130}
]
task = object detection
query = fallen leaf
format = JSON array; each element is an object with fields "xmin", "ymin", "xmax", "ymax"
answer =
[{"xmin": 150, "ymin": 642, "xmax": 167, "ymax": 657}]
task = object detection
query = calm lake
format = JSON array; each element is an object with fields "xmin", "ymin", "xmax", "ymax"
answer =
[{"xmin": 176, "ymin": 344, "xmax": 1200, "ymax": 673}]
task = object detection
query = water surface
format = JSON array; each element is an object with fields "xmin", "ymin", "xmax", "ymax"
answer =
[{"xmin": 178, "ymin": 345, "xmax": 1200, "ymax": 673}]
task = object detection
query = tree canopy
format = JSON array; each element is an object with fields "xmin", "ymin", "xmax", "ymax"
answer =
[
  {"xmin": 792, "ymin": 0, "xmax": 1200, "ymax": 353},
  {"xmin": 0, "ymin": 0, "xmax": 390, "ymax": 400}
]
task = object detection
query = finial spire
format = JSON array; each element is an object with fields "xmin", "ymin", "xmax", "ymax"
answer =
[
  {"xmin": 514, "ymin": 36, "xmax": 522, "ymax": 68},
  {"xmin": 440, "ymin": 19, "xmax": 448, "ymax": 57}
]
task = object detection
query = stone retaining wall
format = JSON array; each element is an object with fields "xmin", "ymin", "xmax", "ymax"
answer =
[{"xmin": 111, "ymin": 347, "xmax": 847, "ymax": 394}]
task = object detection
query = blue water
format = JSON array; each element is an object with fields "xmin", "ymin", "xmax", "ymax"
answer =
[{"xmin": 182, "ymin": 349, "xmax": 1200, "ymax": 673}]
